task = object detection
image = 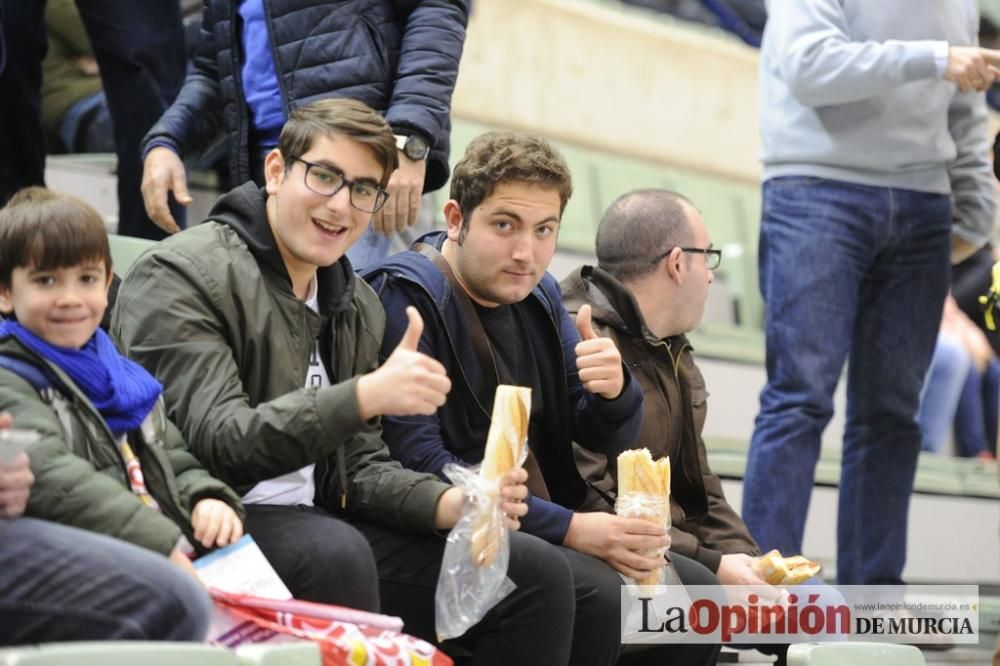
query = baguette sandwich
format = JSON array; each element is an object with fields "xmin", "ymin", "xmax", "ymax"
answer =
[
  {"xmin": 470, "ymin": 385, "xmax": 531, "ymax": 567},
  {"xmin": 616, "ymin": 448, "xmax": 671, "ymax": 585}
]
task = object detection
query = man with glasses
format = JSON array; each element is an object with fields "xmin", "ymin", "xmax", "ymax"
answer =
[
  {"xmin": 561, "ymin": 189, "xmax": 765, "ymax": 582},
  {"xmin": 364, "ymin": 135, "xmax": 721, "ymax": 666},
  {"xmin": 111, "ymin": 100, "xmax": 593, "ymax": 663},
  {"xmin": 561, "ymin": 189, "xmax": 806, "ymax": 662}
]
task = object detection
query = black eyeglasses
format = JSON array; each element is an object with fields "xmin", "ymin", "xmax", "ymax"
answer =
[
  {"xmin": 288, "ymin": 157, "xmax": 388, "ymax": 213},
  {"xmin": 651, "ymin": 247, "xmax": 722, "ymax": 270}
]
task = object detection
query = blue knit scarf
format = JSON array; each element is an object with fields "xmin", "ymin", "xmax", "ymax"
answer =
[{"xmin": 0, "ymin": 321, "xmax": 162, "ymax": 436}]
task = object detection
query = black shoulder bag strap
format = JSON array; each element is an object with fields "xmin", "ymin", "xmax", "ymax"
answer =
[{"xmin": 412, "ymin": 242, "xmax": 551, "ymax": 501}]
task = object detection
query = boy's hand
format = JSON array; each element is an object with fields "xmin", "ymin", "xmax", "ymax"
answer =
[
  {"xmin": 499, "ymin": 467, "xmax": 529, "ymax": 530},
  {"xmin": 357, "ymin": 307, "xmax": 451, "ymax": 419},
  {"xmin": 574, "ymin": 305, "xmax": 625, "ymax": 399},
  {"xmin": 168, "ymin": 546, "xmax": 202, "ymax": 584},
  {"xmin": 0, "ymin": 453, "xmax": 33, "ymax": 518},
  {"xmin": 0, "ymin": 413, "xmax": 33, "ymax": 518},
  {"xmin": 191, "ymin": 498, "xmax": 243, "ymax": 549}
]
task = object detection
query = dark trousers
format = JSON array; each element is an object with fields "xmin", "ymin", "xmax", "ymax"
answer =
[
  {"xmin": 0, "ymin": 0, "xmax": 185, "ymax": 239},
  {"xmin": 0, "ymin": 0, "xmax": 46, "ymax": 204},
  {"xmin": 356, "ymin": 524, "xmax": 583, "ymax": 665},
  {"xmin": 244, "ymin": 504, "xmax": 380, "ymax": 612},
  {"xmin": 356, "ymin": 522, "xmax": 720, "ymax": 666}
]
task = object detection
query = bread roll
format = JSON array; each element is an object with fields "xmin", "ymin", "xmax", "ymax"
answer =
[
  {"xmin": 618, "ymin": 448, "xmax": 670, "ymax": 496},
  {"xmin": 752, "ymin": 549, "xmax": 821, "ymax": 586},
  {"xmin": 471, "ymin": 385, "xmax": 531, "ymax": 567}
]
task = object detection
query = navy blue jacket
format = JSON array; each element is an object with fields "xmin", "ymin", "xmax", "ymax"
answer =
[
  {"xmin": 142, "ymin": 0, "xmax": 467, "ymax": 191},
  {"xmin": 363, "ymin": 232, "xmax": 645, "ymax": 543}
]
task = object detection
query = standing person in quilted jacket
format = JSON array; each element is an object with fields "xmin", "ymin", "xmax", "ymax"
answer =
[{"xmin": 140, "ymin": 0, "xmax": 467, "ymax": 270}]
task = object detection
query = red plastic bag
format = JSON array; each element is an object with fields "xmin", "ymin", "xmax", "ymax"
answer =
[{"xmin": 210, "ymin": 589, "xmax": 453, "ymax": 666}]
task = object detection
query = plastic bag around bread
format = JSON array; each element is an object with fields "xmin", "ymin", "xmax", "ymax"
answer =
[
  {"xmin": 752, "ymin": 549, "xmax": 821, "ymax": 586},
  {"xmin": 435, "ymin": 385, "xmax": 530, "ymax": 641}
]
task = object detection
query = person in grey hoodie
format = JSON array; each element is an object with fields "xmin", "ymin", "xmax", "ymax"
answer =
[{"xmin": 742, "ymin": 0, "xmax": 999, "ymax": 586}]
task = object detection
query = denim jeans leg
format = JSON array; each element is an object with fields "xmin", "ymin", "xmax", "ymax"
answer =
[
  {"xmin": 0, "ymin": 518, "xmax": 210, "ymax": 644},
  {"xmin": 838, "ymin": 188, "xmax": 951, "ymax": 585},
  {"xmin": 954, "ymin": 366, "xmax": 990, "ymax": 457},
  {"xmin": 917, "ymin": 333, "xmax": 971, "ymax": 453},
  {"xmin": 743, "ymin": 177, "xmax": 881, "ymax": 558}
]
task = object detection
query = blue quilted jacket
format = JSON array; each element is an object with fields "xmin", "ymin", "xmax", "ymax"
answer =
[{"xmin": 142, "ymin": 0, "xmax": 468, "ymax": 191}]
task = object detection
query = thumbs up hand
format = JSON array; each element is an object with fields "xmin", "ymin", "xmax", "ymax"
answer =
[
  {"xmin": 573, "ymin": 305, "xmax": 625, "ymax": 399},
  {"xmin": 576, "ymin": 304, "xmax": 598, "ymax": 341},
  {"xmin": 357, "ymin": 306, "xmax": 452, "ymax": 419}
]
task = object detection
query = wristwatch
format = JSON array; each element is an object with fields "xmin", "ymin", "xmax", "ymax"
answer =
[{"xmin": 394, "ymin": 133, "xmax": 430, "ymax": 161}]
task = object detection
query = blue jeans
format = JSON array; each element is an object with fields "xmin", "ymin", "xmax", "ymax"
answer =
[
  {"xmin": 346, "ymin": 194, "xmax": 441, "ymax": 272},
  {"xmin": 917, "ymin": 334, "xmax": 971, "ymax": 454},
  {"xmin": 742, "ymin": 177, "xmax": 951, "ymax": 585},
  {"xmin": 0, "ymin": 518, "xmax": 210, "ymax": 644},
  {"xmin": 954, "ymin": 358, "xmax": 1000, "ymax": 457}
]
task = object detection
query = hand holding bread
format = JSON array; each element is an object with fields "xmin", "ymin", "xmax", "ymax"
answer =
[{"xmin": 615, "ymin": 448, "xmax": 671, "ymax": 585}]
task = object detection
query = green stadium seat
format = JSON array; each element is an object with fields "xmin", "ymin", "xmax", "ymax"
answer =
[
  {"xmin": 235, "ymin": 642, "xmax": 322, "ymax": 666},
  {"xmin": 0, "ymin": 642, "xmax": 238, "ymax": 666},
  {"xmin": 786, "ymin": 642, "xmax": 924, "ymax": 666},
  {"xmin": 108, "ymin": 234, "xmax": 156, "ymax": 277}
]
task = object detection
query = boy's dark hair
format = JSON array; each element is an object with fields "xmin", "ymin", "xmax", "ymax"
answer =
[
  {"xmin": 596, "ymin": 189, "xmax": 695, "ymax": 283},
  {"xmin": 0, "ymin": 187, "xmax": 113, "ymax": 287},
  {"xmin": 277, "ymin": 98, "xmax": 399, "ymax": 187},
  {"xmin": 449, "ymin": 132, "xmax": 573, "ymax": 233}
]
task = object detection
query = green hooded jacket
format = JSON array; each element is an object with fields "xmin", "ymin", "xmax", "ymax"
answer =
[
  {"xmin": 0, "ymin": 336, "xmax": 244, "ymax": 556},
  {"xmin": 111, "ymin": 183, "xmax": 450, "ymax": 533}
]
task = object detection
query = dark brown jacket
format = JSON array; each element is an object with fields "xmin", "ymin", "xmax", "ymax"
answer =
[{"xmin": 561, "ymin": 265, "xmax": 759, "ymax": 573}]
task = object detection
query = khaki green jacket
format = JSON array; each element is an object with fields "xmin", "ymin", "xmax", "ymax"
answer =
[
  {"xmin": 0, "ymin": 337, "xmax": 243, "ymax": 556},
  {"xmin": 111, "ymin": 183, "xmax": 449, "ymax": 532}
]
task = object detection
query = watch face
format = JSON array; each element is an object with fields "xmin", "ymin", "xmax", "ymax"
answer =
[{"xmin": 404, "ymin": 135, "xmax": 430, "ymax": 161}]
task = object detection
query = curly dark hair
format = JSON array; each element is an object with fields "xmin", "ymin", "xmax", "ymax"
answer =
[{"xmin": 449, "ymin": 132, "xmax": 573, "ymax": 232}]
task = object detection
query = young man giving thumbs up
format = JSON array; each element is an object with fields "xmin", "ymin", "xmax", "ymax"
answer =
[
  {"xmin": 364, "ymin": 131, "xmax": 721, "ymax": 666},
  {"xmin": 112, "ymin": 100, "xmax": 570, "ymax": 660}
]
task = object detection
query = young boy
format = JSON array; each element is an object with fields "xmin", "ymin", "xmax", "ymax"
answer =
[{"xmin": 0, "ymin": 187, "xmax": 244, "ymax": 574}]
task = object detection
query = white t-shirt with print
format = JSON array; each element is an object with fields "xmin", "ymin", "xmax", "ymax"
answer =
[{"xmin": 242, "ymin": 279, "xmax": 328, "ymax": 506}]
